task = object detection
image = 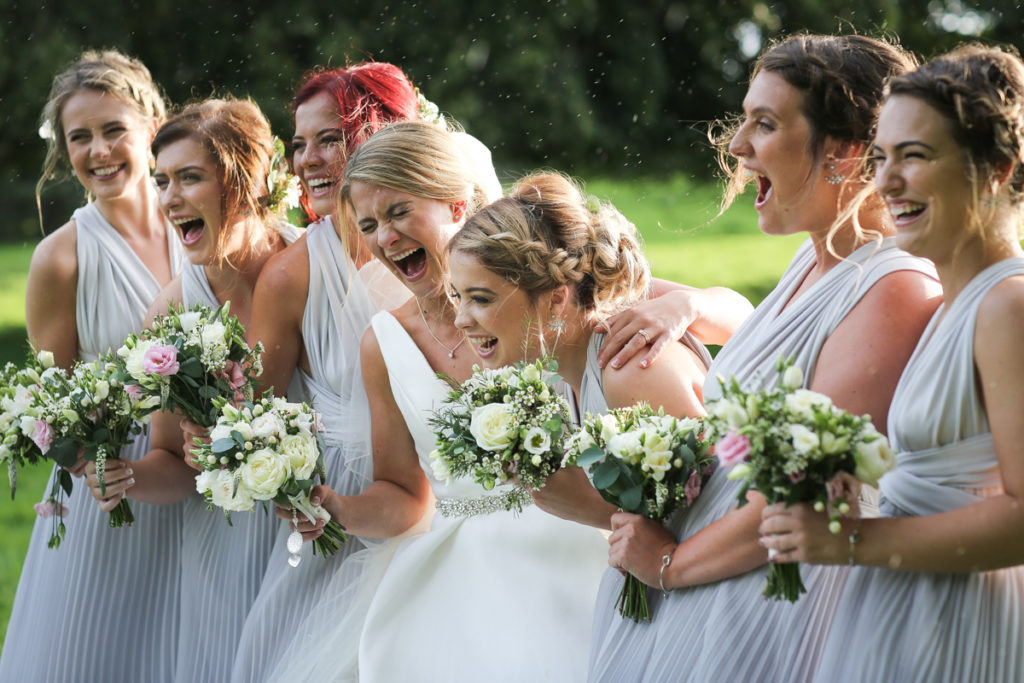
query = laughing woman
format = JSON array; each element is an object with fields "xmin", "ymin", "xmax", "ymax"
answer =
[
  {"xmin": 0, "ymin": 51, "xmax": 184, "ymax": 681},
  {"xmin": 761, "ymin": 45, "xmax": 1024, "ymax": 682},
  {"xmin": 83, "ymin": 98, "xmax": 300, "ymax": 683},
  {"xmin": 447, "ymin": 171, "xmax": 710, "ymax": 529},
  {"xmin": 588, "ymin": 35, "xmax": 942, "ymax": 683},
  {"xmin": 231, "ymin": 63, "xmax": 422, "ymax": 682}
]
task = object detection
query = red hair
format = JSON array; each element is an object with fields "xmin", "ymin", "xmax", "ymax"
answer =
[{"xmin": 292, "ymin": 62, "xmax": 419, "ymax": 219}]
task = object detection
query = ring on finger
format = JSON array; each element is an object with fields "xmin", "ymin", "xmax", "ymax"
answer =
[{"xmin": 635, "ymin": 328, "xmax": 651, "ymax": 344}]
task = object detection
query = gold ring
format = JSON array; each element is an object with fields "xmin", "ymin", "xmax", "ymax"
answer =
[{"xmin": 636, "ymin": 328, "xmax": 651, "ymax": 344}]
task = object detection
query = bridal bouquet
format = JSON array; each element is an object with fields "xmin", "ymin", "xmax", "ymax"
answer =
[
  {"xmin": 563, "ymin": 404, "xmax": 714, "ymax": 621},
  {"xmin": 114, "ymin": 303, "xmax": 263, "ymax": 427},
  {"xmin": 192, "ymin": 395, "xmax": 346, "ymax": 566},
  {"xmin": 64, "ymin": 357, "xmax": 161, "ymax": 529},
  {"xmin": 706, "ymin": 357, "xmax": 895, "ymax": 602},
  {"xmin": 428, "ymin": 359, "xmax": 573, "ymax": 510}
]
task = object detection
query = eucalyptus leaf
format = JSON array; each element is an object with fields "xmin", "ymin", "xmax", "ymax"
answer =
[
  {"xmin": 593, "ymin": 459, "xmax": 622, "ymax": 489},
  {"xmin": 211, "ymin": 438, "xmax": 237, "ymax": 454},
  {"xmin": 620, "ymin": 483, "xmax": 644, "ymax": 512}
]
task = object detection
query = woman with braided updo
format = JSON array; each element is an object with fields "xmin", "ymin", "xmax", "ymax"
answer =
[
  {"xmin": 448, "ymin": 172, "xmax": 709, "ymax": 531},
  {"xmin": 762, "ymin": 44, "xmax": 1024, "ymax": 682}
]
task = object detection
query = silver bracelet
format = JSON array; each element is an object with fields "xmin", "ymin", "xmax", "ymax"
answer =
[
  {"xmin": 848, "ymin": 519, "xmax": 862, "ymax": 566},
  {"xmin": 659, "ymin": 552, "xmax": 673, "ymax": 595}
]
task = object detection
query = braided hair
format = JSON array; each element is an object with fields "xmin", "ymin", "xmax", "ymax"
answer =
[{"xmin": 449, "ymin": 172, "xmax": 649, "ymax": 322}]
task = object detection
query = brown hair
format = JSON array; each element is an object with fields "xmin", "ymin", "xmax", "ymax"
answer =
[
  {"xmin": 36, "ymin": 49, "xmax": 167, "ymax": 227},
  {"xmin": 715, "ymin": 34, "xmax": 917, "ymax": 216},
  {"xmin": 152, "ymin": 98, "xmax": 281, "ymax": 265},
  {"xmin": 449, "ymin": 172, "xmax": 649, "ymax": 323}
]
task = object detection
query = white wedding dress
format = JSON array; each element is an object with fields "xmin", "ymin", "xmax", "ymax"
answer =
[{"xmin": 354, "ymin": 311, "xmax": 609, "ymax": 683}]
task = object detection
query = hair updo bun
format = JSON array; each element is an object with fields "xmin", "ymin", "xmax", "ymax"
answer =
[{"xmin": 450, "ymin": 172, "xmax": 650, "ymax": 321}]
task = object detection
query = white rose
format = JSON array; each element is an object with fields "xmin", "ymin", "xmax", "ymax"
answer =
[
  {"xmin": 785, "ymin": 389, "xmax": 832, "ymax": 420},
  {"xmin": 789, "ymin": 423, "xmax": 820, "ymax": 455},
  {"xmin": 209, "ymin": 424, "xmax": 234, "ymax": 443},
  {"xmin": 239, "ymin": 448, "xmax": 290, "ymax": 500},
  {"xmin": 469, "ymin": 403, "xmax": 516, "ymax": 452},
  {"xmin": 599, "ymin": 414, "xmax": 620, "ymax": 443},
  {"xmin": 782, "ymin": 364, "xmax": 804, "ymax": 390},
  {"xmin": 232, "ymin": 421, "xmax": 255, "ymax": 442},
  {"xmin": 210, "ymin": 469, "xmax": 254, "ymax": 511},
  {"xmin": 178, "ymin": 311, "xmax": 202, "ymax": 333},
  {"xmin": 122, "ymin": 339, "xmax": 156, "ymax": 382},
  {"xmin": 19, "ymin": 415, "xmax": 36, "ymax": 437},
  {"xmin": 194, "ymin": 469, "xmax": 218, "ymax": 495},
  {"xmin": 280, "ymin": 433, "xmax": 318, "ymax": 480},
  {"xmin": 711, "ymin": 398, "xmax": 749, "ymax": 429},
  {"xmin": 522, "ymin": 426, "xmax": 552, "ymax": 456},
  {"xmin": 93, "ymin": 380, "xmax": 109, "ymax": 402},
  {"xmin": 608, "ymin": 431, "xmax": 643, "ymax": 462},
  {"xmin": 854, "ymin": 431, "xmax": 895, "ymax": 486},
  {"xmin": 199, "ymin": 321, "xmax": 228, "ymax": 348},
  {"xmin": 521, "ymin": 364, "xmax": 541, "ymax": 383},
  {"xmin": 251, "ymin": 413, "xmax": 287, "ymax": 440},
  {"xmin": 429, "ymin": 449, "xmax": 452, "ymax": 482},
  {"xmin": 36, "ymin": 350, "xmax": 55, "ymax": 369}
]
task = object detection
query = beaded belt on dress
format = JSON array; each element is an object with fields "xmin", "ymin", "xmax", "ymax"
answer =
[{"xmin": 435, "ymin": 487, "xmax": 533, "ymax": 518}]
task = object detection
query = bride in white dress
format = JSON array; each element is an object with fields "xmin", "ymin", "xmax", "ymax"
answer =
[{"xmin": 280, "ymin": 120, "xmax": 608, "ymax": 682}]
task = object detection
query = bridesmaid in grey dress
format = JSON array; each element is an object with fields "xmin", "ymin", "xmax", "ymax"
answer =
[
  {"xmin": 0, "ymin": 51, "xmax": 184, "ymax": 681},
  {"xmin": 230, "ymin": 63, "xmax": 417, "ymax": 682},
  {"xmin": 83, "ymin": 99, "xmax": 297, "ymax": 683},
  {"xmin": 761, "ymin": 45, "xmax": 1024, "ymax": 682},
  {"xmin": 589, "ymin": 35, "xmax": 942, "ymax": 683}
]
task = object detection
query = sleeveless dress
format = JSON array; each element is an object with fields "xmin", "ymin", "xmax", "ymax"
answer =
[
  {"xmin": 0, "ymin": 203, "xmax": 184, "ymax": 682},
  {"xmin": 354, "ymin": 311, "xmax": 609, "ymax": 683},
  {"xmin": 812, "ymin": 257, "xmax": 1024, "ymax": 682},
  {"xmin": 231, "ymin": 217, "xmax": 408, "ymax": 683},
  {"xmin": 588, "ymin": 238, "xmax": 936, "ymax": 683},
  {"xmin": 174, "ymin": 224, "xmax": 302, "ymax": 683}
]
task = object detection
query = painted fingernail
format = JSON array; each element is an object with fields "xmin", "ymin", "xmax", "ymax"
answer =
[
  {"xmin": 311, "ymin": 497, "xmax": 320, "ymax": 505},
  {"xmin": 640, "ymin": 360, "xmax": 648, "ymax": 369},
  {"xmin": 611, "ymin": 360, "xmax": 621, "ymax": 369},
  {"xmin": 126, "ymin": 478, "xmax": 136, "ymax": 486},
  {"xmin": 126, "ymin": 469, "xmax": 134, "ymax": 476}
]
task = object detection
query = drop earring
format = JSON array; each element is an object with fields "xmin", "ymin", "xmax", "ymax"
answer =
[
  {"xmin": 825, "ymin": 162, "xmax": 845, "ymax": 185},
  {"xmin": 545, "ymin": 316, "xmax": 564, "ymax": 332}
]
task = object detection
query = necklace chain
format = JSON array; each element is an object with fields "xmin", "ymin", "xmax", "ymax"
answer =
[{"xmin": 415, "ymin": 297, "xmax": 466, "ymax": 359}]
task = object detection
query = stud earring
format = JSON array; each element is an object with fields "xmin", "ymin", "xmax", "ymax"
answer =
[{"xmin": 825, "ymin": 162, "xmax": 845, "ymax": 185}]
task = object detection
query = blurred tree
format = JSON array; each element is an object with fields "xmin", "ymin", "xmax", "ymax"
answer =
[{"xmin": 0, "ymin": 0, "xmax": 1010, "ymax": 238}]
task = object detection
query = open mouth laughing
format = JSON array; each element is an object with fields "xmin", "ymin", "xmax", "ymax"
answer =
[
  {"xmin": 389, "ymin": 246, "xmax": 428, "ymax": 281},
  {"xmin": 173, "ymin": 217, "xmax": 206, "ymax": 247}
]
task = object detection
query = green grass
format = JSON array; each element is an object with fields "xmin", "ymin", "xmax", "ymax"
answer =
[{"xmin": 0, "ymin": 176, "xmax": 802, "ymax": 650}]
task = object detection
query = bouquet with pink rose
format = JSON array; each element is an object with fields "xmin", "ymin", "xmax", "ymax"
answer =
[
  {"xmin": 114, "ymin": 303, "xmax": 263, "ymax": 428},
  {"xmin": 705, "ymin": 357, "xmax": 895, "ymax": 602},
  {"xmin": 563, "ymin": 403, "xmax": 714, "ymax": 622}
]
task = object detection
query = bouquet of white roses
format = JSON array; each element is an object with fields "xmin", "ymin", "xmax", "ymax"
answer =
[
  {"xmin": 705, "ymin": 357, "xmax": 895, "ymax": 602},
  {"xmin": 114, "ymin": 303, "xmax": 263, "ymax": 427},
  {"xmin": 563, "ymin": 404, "xmax": 714, "ymax": 622},
  {"xmin": 427, "ymin": 359, "xmax": 573, "ymax": 507},
  {"xmin": 191, "ymin": 395, "xmax": 346, "ymax": 566}
]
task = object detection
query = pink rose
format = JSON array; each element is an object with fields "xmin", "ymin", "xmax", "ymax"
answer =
[
  {"xmin": 685, "ymin": 469, "xmax": 703, "ymax": 505},
  {"xmin": 33, "ymin": 500, "xmax": 69, "ymax": 518},
  {"xmin": 142, "ymin": 345, "xmax": 180, "ymax": 376},
  {"xmin": 217, "ymin": 359, "xmax": 246, "ymax": 391},
  {"xmin": 125, "ymin": 384, "xmax": 144, "ymax": 401},
  {"xmin": 715, "ymin": 430, "xmax": 751, "ymax": 468},
  {"xmin": 31, "ymin": 420, "xmax": 54, "ymax": 454}
]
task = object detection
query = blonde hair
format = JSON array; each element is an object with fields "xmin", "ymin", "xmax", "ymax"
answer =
[
  {"xmin": 449, "ymin": 172, "xmax": 650, "ymax": 323},
  {"xmin": 152, "ymin": 97, "xmax": 281, "ymax": 265},
  {"xmin": 339, "ymin": 120, "xmax": 488, "ymax": 266},
  {"xmin": 36, "ymin": 50, "xmax": 167, "ymax": 228}
]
